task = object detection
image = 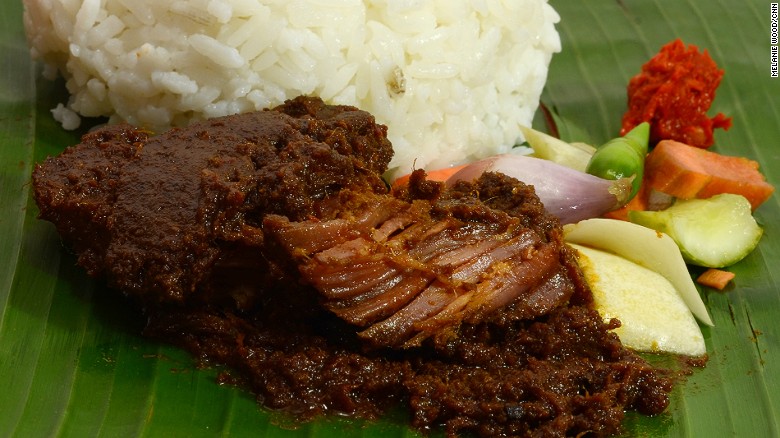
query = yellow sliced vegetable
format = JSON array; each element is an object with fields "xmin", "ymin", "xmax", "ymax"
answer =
[
  {"xmin": 571, "ymin": 244, "xmax": 706, "ymax": 356},
  {"xmin": 563, "ymin": 218, "xmax": 713, "ymax": 326}
]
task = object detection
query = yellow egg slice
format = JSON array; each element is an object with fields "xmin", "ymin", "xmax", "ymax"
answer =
[{"xmin": 571, "ymin": 243, "xmax": 706, "ymax": 356}]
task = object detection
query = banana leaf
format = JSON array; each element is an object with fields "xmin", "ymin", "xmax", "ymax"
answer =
[{"xmin": 2, "ymin": 0, "xmax": 778, "ymax": 436}]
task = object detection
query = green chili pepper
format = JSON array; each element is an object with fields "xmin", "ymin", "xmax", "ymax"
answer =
[{"xmin": 585, "ymin": 122, "xmax": 650, "ymax": 200}]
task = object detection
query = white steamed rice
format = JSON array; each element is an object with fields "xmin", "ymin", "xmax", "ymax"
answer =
[{"xmin": 23, "ymin": 0, "xmax": 560, "ymax": 175}]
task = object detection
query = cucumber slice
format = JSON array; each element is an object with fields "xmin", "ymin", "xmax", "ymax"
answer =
[{"xmin": 628, "ymin": 194, "xmax": 763, "ymax": 268}]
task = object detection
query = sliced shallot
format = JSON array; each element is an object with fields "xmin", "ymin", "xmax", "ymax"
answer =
[{"xmin": 446, "ymin": 154, "xmax": 632, "ymax": 224}]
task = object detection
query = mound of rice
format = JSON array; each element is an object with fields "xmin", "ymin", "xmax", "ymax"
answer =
[{"xmin": 23, "ymin": 0, "xmax": 560, "ymax": 175}]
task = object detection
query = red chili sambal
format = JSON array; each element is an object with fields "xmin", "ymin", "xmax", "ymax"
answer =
[{"xmin": 621, "ymin": 38, "xmax": 731, "ymax": 148}]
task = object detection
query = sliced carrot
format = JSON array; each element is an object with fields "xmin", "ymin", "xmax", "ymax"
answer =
[
  {"xmin": 696, "ymin": 268, "xmax": 736, "ymax": 290},
  {"xmin": 391, "ymin": 164, "xmax": 468, "ymax": 189},
  {"xmin": 644, "ymin": 140, "xmax": 775, "ymax": 210}
]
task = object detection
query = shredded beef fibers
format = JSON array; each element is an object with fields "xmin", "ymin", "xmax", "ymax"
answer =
[{"xmin": 33, "ymin": 96, "xmax": 672, "ymax": 437}]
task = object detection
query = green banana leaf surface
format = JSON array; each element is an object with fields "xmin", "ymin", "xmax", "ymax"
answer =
[{"xmin": 2, "ymin": 0, "xmax": 779, "ymax": 436}]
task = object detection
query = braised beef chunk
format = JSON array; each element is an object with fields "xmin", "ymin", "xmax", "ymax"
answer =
[
  {"xmin": 265, "ymin": 171, "xmax": 585, "ymax": 348},
  {"xmin": 33, "ymin": 96, "xmax": 392, "ymax": 304},
  {"xmin": 32, "ymin": 96, "xmax": 672, "ymax": 437}
]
